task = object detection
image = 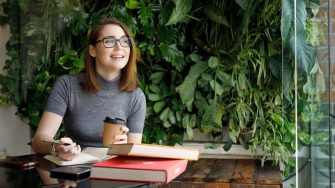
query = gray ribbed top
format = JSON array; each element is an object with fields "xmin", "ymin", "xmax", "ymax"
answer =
[{"xmin": 45, "ymin": 73, "xmax": 146, "ymax": 147}]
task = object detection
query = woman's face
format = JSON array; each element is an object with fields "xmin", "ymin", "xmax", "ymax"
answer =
[{"xmin": 89, "ymin": 24, "xmax": 131, "ymax": 78}]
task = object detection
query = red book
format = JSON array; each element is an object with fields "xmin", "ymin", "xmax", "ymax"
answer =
[{"xmin": 90, "ymin": 156, "xmax": 188, "ymax": 183}]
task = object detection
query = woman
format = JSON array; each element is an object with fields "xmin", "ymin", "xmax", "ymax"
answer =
[{"xmin": 32, "ymin": 18, "xmax": 146, "ymax": 161}]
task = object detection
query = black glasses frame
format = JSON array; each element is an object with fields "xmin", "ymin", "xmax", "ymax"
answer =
[{"xmin": 95, "ymin": 36, "xmax": 131, "ymax": 48}]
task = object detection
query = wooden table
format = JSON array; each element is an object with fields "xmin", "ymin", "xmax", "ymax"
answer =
[{"xmin": 159, "ymin": 159, "xmax": 282, "ymax": 188}]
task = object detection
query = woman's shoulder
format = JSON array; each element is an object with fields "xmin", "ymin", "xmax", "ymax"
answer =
[
  {"xmin": 131, "ymin": 87, "xmax": 146, "ymax": 101},
  {"xmin": 57, "ymin": 73, "xmax": 83, "ymax": 83}
]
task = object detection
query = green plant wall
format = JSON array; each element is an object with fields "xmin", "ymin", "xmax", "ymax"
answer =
[{"xmin": 0, "ymin": 0, "xmax": 321, "ymax": 172}]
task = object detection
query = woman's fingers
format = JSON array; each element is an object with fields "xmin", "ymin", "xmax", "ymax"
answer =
[
  {"xmin": 121, "ymin": 126, "xmax": 129, "ymax": 133},
  {"xmin": 56, "ymin": 138, "xmax": 81, "ymax": 161},
  {"xmin": 113, "ymin": 134, "xmax": 128, "ymax": 144}
]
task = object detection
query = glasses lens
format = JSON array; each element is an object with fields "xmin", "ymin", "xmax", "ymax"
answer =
[
  {"xmin": 119, "ymin": 37, "xmax": 131, "ymax": 47},
  {"xmin": 103, "ymin": 38, "xmax": 116, "ymax": 48}
]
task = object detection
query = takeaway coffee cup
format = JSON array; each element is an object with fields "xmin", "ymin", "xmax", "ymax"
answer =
[{"xmin": 103, "ymin": 117, "xmax": 126, "ymax": 146}]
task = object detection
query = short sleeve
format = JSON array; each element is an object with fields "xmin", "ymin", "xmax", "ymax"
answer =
[
  {"xmin": 44, "ymin": 75, "xmax": 71, "ymax": 117},
  {"xmin": 126, "ymin": 88, "xmax": 146, "ymax": 133}
]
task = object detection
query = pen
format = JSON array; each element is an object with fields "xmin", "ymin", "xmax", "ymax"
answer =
[{"xmin": 41, "ymin": 138, "xmax": 71, "ymax": 146}]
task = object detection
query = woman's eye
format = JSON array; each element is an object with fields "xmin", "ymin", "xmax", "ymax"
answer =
[{"xmin": 104, "ymin": 39, "xmax": 115, "ymax": 44}]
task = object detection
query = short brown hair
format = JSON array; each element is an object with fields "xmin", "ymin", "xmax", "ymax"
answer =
[{"xmin": 81, "ymin": 18, "xmax": 138, "ymax": 92}]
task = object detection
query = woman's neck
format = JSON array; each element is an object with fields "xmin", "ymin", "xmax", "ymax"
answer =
[{"xmin": 96, "ymin": 69, "xmax": 120, "ymax": 81}]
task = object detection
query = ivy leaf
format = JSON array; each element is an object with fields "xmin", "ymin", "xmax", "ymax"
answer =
[
  {"xmin": 299, "ymin": 132, "xmax": 311, "ymax": 145},
  {"xmin": 73, "ymin": 58, "xmax": 84, "ymax": 69},
  {"xmin": 125, "ymin": 0, "xmax": 139, "ymax": 9},
  {"xmin": 166, "ymin": 0, "xmax": 192, "ymax": 25}
]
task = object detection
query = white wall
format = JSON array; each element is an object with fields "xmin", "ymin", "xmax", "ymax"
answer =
[{"xmin": 0, "ymin": 5, "xmax": 31, "ymax": 156}]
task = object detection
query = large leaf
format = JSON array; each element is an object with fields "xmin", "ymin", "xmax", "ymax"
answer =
[
  {"xmin": 203, "ymin": 4, "xmax": 229, "ymax": 27},
  {"xmin": 281, "ymin": 0, "xmax": 293, "ymax": 43},
  {"xmin": 166, "ymin": 0, "xmax": 192, "ymax": 25},
  {"xmin": 176, "ymin": 62, "xmax": 209, "ymax": 105},
  {"xmin": 290, "ymin": 34, "xmax": 316, "ymax": 74},
  {"xmin": 201, "ymin": 99, "xmax": 224, "ymax": 134}
]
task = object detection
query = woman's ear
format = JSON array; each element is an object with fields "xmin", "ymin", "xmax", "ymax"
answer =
[{"xmin": 89, "ymin": 45, "xmax": 96, "ymax": 57}]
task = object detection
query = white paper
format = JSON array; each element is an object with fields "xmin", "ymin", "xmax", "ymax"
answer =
[{"xmin": 44, "ymin": 147, "xmax": 109, "ymax": 166}]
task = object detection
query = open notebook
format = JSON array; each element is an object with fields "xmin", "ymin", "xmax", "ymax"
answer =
[{"xmin": 44, "ymin": 147, "xmax": 112, "ymax": 166}]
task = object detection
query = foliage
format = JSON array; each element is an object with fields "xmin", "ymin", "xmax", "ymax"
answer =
[{"xmin": 0, "ymin": 0, "xmax": 323, "ymax": 172}]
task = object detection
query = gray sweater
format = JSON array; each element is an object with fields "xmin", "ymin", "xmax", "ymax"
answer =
[{"xmin": 45, "ymin": 73, "xmax": 146, "ymax": 147}]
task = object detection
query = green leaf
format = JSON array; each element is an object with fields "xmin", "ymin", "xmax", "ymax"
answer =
[
  {"xmin": 186, "ymin": 125, "xmax": 193, "ymax": 139},
  {"xmin": 210, "ymin": 80, "xmax": 224, "ymax": 96},
  {"xmin": 203, "ymin": 4, "xmax": 229, "ymax": 27},
  {"xmin": 163, "ymin": 121, "xmax": 172, "ymax": 128},
  {"xmin": 148, "ymin": 93, "xmax": 163, "ymax": 101},
  {"xmin": 182, "ymin": 114, "xmax": 190, "ymax": 128},
  {"xmin": 208, "ymin": 56, "xmax": 219, "ymax": 68},
  {"xmin": 153, "ymin": 101, "xmax": 165, "ymax": 113},
  {"xmin": 176, "ymin": 62, "xmax": 208, "ymax": 105},
  {"xmin": 125, "ymin": 0, "xmax": 139, "ymax": 9},
  {"xmin": 239, "ymin": 137, "xmax": 249, "ymax": 150},
  {"xmin": 290, "ymin": 34, "xmax": 316, "ymax": 74},
  {"xmin": 168, "ymin": 110, "xmax": 176, "ymax": 124},
  {"xmin": 235, "ymin": 0, "xmax": 248, "ymax": 10},
  {"xmin": 149, "ymin": 72, "xmax": 165, "ymax": 84},
  {"xmin": 238, "ymin": 73, "xmax": 248, "ymax": 91},
  {"xmin": 223, "ymin": 142, "xmax": 232, "ymax": 151},
  {"xmin": 299, "ymin": 132, "xmax": 311, "ymax": 145},
  {"xmin": 189, "ymin": 53, "xmax": 202, "ymax": 62},
  {"xmin": 189, "ymin": 114, "xmax": 197, "ymax": 128},
  {"xmin": 159, "ymin": 107, "xmax": 170, "ymax": 121},
  {"xmin": 73, "ymin": 58, "xmax": 84, "ymax": 69},
  {"xmin": 160, "ymin": 43, "xmax": 178, "ymax": 63},
  {"xmin": 149, "ymin": 84, "xmax": 161, "ymax": 94},
  {"xmin": 201, "ymin": 99, "xmax": 224, "ymax": 134},
  {"xmin": 166, "ymin": 0, "xmax": 192, "ymax": 25},
  {"xmin": 217, "ymin": 69, "xmax": 231, "ymax": 83},
  {"xmin": 281, "ymin": 0, "xmax": 293, "ymax": 43},
  {"xmin": 201, "ymin": 73, "xmax": 213, "ymax": 81}
]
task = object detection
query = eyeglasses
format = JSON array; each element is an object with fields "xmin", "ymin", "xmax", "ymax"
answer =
[{"xmin": 95, "ymin": 36, "xmax": 131, "ymax": 48}]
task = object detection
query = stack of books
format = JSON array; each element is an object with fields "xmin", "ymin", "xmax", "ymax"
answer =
[{"xmin": 89, "ymin": 143, "xmax": 200, "ymax": 183}]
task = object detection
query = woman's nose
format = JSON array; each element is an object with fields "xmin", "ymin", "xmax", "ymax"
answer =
[{"xmin": 114, "ymin": 41, "xmax": 122, "ymax": 50}]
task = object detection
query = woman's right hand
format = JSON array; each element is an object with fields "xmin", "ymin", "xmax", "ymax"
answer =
[{"xmin": 55, "ymin": 137, "xmax": 81, "ymax": 161}]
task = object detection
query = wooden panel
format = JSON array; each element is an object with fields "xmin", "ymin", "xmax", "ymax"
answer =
[
  {"xmin": 180, "ymin": 159, "xmax": 216, "ymax": 182},
  {"xmin": 256, "ymin": 185, "xmax": 281, "ymax": 188},
  {"xmin": 230, "ymin": 183, "xmax": 255, "ymax": 188},
  {"xmin": 206, "ymin": 159, "xmax": 236, "ymax": 183},
  {"xmin": 256, "ymin": 161, "xmax": 282, "ymax": 185},
  {"xmin": 158, "ymin": 181, "xmax": 204, "ymax": 188},
  {"xmin": 164, "ymin": 159, "xmax": 282, "ymax": 188},
  {"xmin": 204, "ymin": 182, "xmax": 230, "ymax": 188},
  {"xmin": 231, "ymin": 160, "xmax": 257, "ymax": 184}
]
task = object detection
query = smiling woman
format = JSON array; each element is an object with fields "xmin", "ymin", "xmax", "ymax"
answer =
[{"xmin": 32, "ymin": 18, "xmax": 147, "ymax": 161}]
